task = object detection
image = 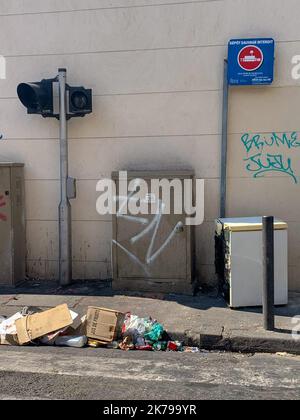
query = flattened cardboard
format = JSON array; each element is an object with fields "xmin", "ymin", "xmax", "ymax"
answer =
[
  {"xmin": 86, "ymin": 307, "xmax": 125, "ymax": 342},
  {"xmin": 16, "ymin": 304, "xmax": 73, "ymax": 345}
]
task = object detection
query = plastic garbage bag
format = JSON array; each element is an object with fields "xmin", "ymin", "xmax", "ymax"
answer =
[
  {"xmin": 0, "ymin": 312, "xmax": 23, "ymax": 336},
  {"xmin": 40, "ymin": 330, "xmax": 66, "ymax": 346},
  {"xmin": 144, "ymin": 323, "xmax": 164, "ymax": 343},
  {"xmin": 122, "ymin": 313, "xmax": 155, "ymax": 345},
  {"xmin": 123, "ymin": 314, "xmax": 152, "ymax": 336},
  {"xmin": 55, "ymin": 335, "xmax": 87, "ymax": 348},
  {"xmin": 135, "ymin": 336, "xmax": 146, "ymax": 347}
]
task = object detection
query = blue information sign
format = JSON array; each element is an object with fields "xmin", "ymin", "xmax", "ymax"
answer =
[{"xmin": 228, "ymin": 38, "xmax": 275, "ymax": 85}]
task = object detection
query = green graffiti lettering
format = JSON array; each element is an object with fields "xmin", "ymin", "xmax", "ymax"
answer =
[
  {"xmin": 241, "ymin": 132, "xmax": 299, "ymax": 184},
  {"xmin": 244, "ymin": 153, "xmax": 298, "ymax": 184}
]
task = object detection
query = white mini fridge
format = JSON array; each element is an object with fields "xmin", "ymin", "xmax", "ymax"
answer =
[{"xmin": 215, "ymin": 217, "xmax": 288, "ymax": 308}]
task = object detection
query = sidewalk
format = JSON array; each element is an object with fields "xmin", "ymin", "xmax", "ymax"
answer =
[{"xmin": 1, "ymin": 280, "xmax": 300, "ymax": 354}]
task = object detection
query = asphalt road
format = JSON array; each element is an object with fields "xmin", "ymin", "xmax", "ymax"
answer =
[{"xmin": 0, "ymin": 347, "xmax": 299, "ymax": 400}]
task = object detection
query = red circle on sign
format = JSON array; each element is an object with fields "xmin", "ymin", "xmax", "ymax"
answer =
[{"xmin": 238, "ymin": 45, "xmax": 264, "ymax": 72}]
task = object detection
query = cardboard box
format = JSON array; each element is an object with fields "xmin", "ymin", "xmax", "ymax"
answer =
[
  {"xmin": 16, "ymin": 304, "xmax": 73, "ymax": 345},
  {"xmin": 66, "ymin": 315, "xmax": 87, "ymax": 336},
  {"xmin": 86, "ymin": 307, "xmax": 125, "ymax": 342}
]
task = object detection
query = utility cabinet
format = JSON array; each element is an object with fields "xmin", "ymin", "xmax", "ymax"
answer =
[
  {"xmin": 112, "ymin": 171, "xmax": 195, "ymax": 295},
  {"xmin": 0, "ymin": 163, "xmax": 25, "ymax": 286}
]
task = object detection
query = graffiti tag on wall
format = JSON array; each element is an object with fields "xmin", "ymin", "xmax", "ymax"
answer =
[
  {"xmin": 241, "ymin": 132, "xmax": 300, "ymax": 184},
  {"xmin": 0, "ymin": 194, "xmax": 7, "ymax": 221},
  {"xmin": 112, "ymin": 192, "xmax": 182, "ymax": 277}
]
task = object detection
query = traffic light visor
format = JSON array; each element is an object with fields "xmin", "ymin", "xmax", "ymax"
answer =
[{"xmin": 17, "ymin": 83, "xmax": 39, "ymax": 109}]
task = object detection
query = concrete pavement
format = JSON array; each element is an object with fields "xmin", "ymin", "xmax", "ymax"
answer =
[{"xmin": 0, "ymin": 280, "xmax": 300, "ymax": 354}]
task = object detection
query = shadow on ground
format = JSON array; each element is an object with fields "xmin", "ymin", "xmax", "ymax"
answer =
[{"xmin": 0, "ymin": 279, "xmax": 299, "ymax": 319}]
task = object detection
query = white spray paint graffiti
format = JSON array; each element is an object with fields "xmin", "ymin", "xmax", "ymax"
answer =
[{"xmin": 113, "ymin": 193, "xmax": 183, "ymax": 277}]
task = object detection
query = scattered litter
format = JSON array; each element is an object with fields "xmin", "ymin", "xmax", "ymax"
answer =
[
  {"xmin": 106, "ymin": 341, "xmax": 120, "ymax": 350},
  {"xmin": 167, "ymin": 341, "xmax": 183, "ymax": 352},
  {"xmin": 152, "ymin": 341, "xmax": 168, "ymax": 351},
  {"xmin": 183, "ymin": 347, "xmax": 200, "ymax": 353},
  {"xmin": 276, "ymin": 352, "xmax": 289, "ymax": 357},
  {"xmin": 135, "ymin": 344, "xmax": 153, "ymax": 351},
  {"xmin": 88, "ymin": 339, "xmax": 106, "ymax": 348},
  {"xmin": 119, "ymin": 336, "xmax": 135, "ymax": 351},
  {"xmin": 0, "ymin": 305, "xmax": 198, "ymax": 354}
]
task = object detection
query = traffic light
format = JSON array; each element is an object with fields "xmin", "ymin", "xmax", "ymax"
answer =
[
  {"xmin": 16, "ymin": 69, "xmax": 93, "ymax": 287},
  {"xmin": 17, "ymin": 78, "xmax": 92, "ymax": 119},
  {"xmin": 17, "ymin": 79, "xmax": 55, "ymax": 118},
  {"xmin": 68, "ymin": 86, "xmax": 92, "ymax": 117}
]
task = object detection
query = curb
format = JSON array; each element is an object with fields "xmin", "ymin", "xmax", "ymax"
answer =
[
  {"xmin": 216, "ymin": 335, "xmax": 300, "ymax": 355},
  {"xmin": 173, "ymin": 329, "xmax": 300, "ymax": 355}
]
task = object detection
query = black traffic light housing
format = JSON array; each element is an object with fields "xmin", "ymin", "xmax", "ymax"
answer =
[
  {"xmin": 17, "ymin": 79, "xmax": 55, "ymax": 118},
  {"xmin": 17, "ymin": 77, "xmax": 92, "ymax": 119},
  {"xmin": 68, "ymin": 86, "xmax": 92, "ymax": 118}
]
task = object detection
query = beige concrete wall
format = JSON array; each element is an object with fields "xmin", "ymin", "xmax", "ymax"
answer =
[{"xmin": 0, "ymin": 0, "xmax": 300, "ymax": 289}]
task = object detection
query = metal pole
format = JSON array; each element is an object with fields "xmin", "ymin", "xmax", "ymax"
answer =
[
  {"xmin": 263, "ymin": 216, "xmax": 275, "ymax": 331},
  {"xmin": 220, "ymin": 59, "xmax": 229, "ymax": 218},
  {"xmin": 58, "ymin": 68, "xmax": 72, "ymax": 286}
]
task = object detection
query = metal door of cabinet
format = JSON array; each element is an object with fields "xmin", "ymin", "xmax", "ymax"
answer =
[
  {"xmin": 0, "ymin": 167, "xmax": 12, "ymax": 285},
  {"xmin": 0, "ymin": 163, "xmax": 25, "ymax": 287},
  {"xmin": 112, "ymin": 171, "xmax": 195, "ymax": 295}
]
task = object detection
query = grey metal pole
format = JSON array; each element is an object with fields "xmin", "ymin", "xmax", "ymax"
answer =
[
  {"xmin": 58, "ymin": 68, "xmax": 72, "ymax": 286},
  {"xmin": 263, "ymin": 216, "xmax": 275, "ymax": 331},
  {"xmin": 220, "ymin": 59, "xmax": 229, "ymax": 218}
]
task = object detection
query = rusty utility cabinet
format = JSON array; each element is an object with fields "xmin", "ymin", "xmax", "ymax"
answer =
[
  {"xmin": 112, "ymin": 171, "xmax": 195, "ymax": 295},
  {"xmin": 0, "ymin": 163, "xmax": 26, "ymax": 286}
]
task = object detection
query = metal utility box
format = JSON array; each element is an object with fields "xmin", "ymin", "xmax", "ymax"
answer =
[
  {"xmin": 112, "ymin": 171, "xmax": 195, "ymax": 295},
  {"xmin": 0, "ymin": 163, "xmax": 26, "ymax": 287},
  {"xmin": 215, "ymin": 217, "xmax": 288, "ymax": 308}
]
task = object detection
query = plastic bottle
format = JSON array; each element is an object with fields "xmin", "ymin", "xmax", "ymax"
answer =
[{"xmin": 107, "ymin": 341, "xmax": 120, "ymax": 349}]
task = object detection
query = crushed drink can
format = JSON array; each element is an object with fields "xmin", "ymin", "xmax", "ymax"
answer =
[{"xmin": 167, "ymin": 341, "xmax": 183, "ymax": 352}]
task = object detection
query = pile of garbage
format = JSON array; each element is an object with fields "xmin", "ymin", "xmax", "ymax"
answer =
[{"xmin": 0, "ymin": 304, "xmax": 200, "ymax": 353}]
